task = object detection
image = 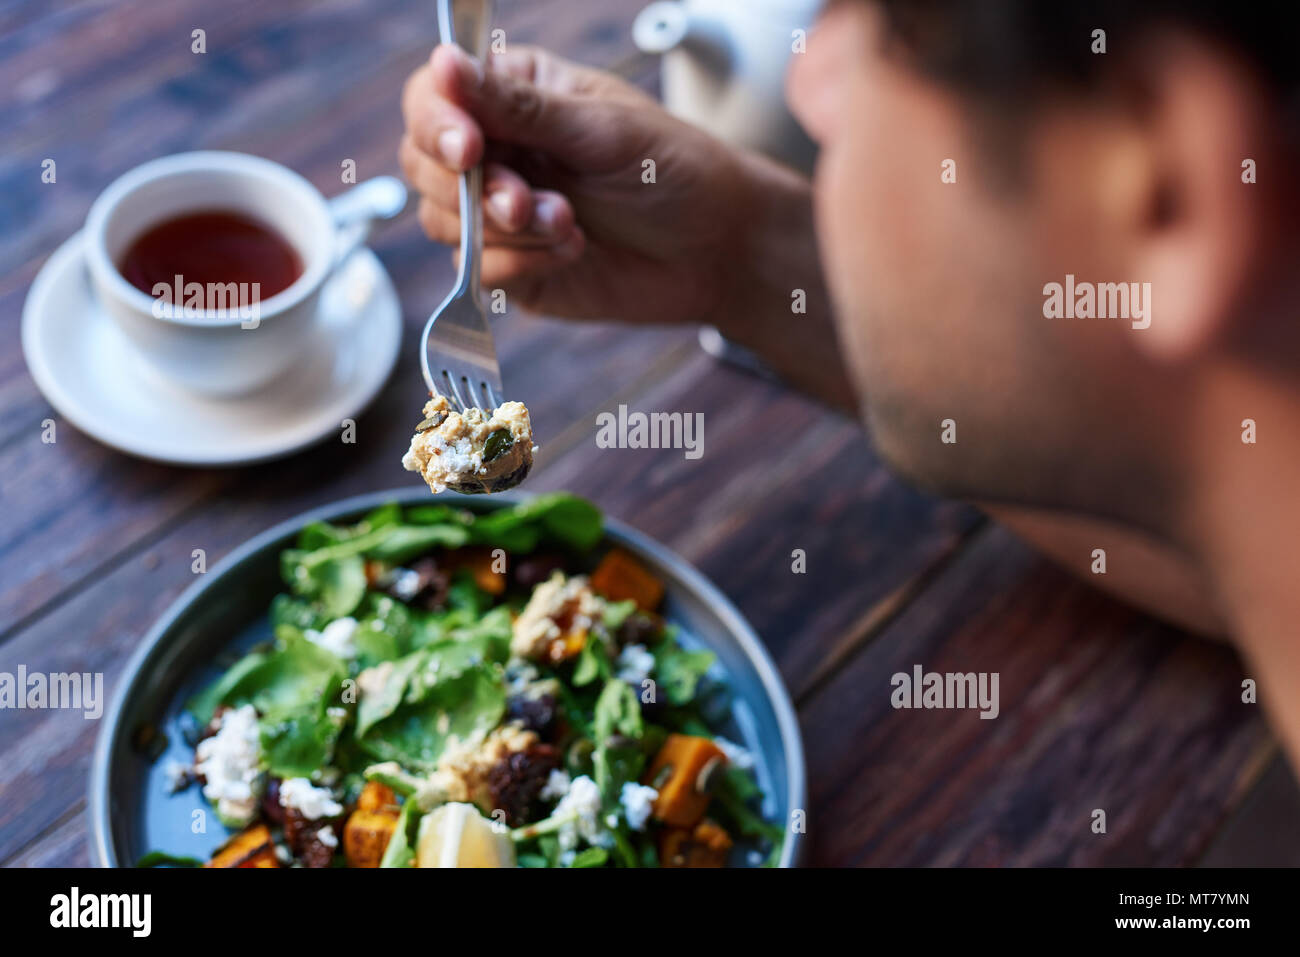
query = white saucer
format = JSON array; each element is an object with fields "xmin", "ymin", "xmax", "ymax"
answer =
[{"xmin": 21, "ymin": 231, "xmax": 402, "ymax": 467}]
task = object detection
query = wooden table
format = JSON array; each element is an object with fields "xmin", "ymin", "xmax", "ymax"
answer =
[{"xmin": 2, "ymin": 0, "xmax": 1296, "ymax": 867}]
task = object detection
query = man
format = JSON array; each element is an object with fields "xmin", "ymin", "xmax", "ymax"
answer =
[{"xmin": 400, "ymin": 2, "xmax": 1300, "ymax": 767}]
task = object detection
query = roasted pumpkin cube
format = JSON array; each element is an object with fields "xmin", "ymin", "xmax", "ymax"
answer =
[
  {"xmin": 659, "ymin": 819, "xmax": 734, "ymax": 868},
  {"xmin": 344, "ymin": 804, "xmax": 401, "ymax": 869},
  {"xmin": 356, "ymin": 780, "xmax": 398, "ymax": 814},
  {"xmin": 238, "ymin": 847, "xmax": 281, "ymax": 868},
  {"xmin": 590, "ymin": 549, "xmax": 664, "ymax": 612},
  {"xmin": 643, "ymin": 734, "xmax": 727, "ymax": 828},
  {"xmin": 205, "ymin": 823, "xmax": 279, "ymax": 868},
  {"xmin": 446, "ymin": 547, "xmax": 507, "ymax": 596}
]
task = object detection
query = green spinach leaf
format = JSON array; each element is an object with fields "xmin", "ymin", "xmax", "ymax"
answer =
[
  {"xmin": 652, "ymin": 641, "xmax": 716, "ymax": 706},
  {"xmin": 360, "ymin": 665, "xmax": 506, "ymax": 771},
  {"xmin": 207, "ymin": 626, "xmax": 347, "ymax": 721},
  {"xmin": 260, "ymin": 709, "xmax": 344, "ymax": 779},
  {"xmin": 379, "ymin": 799, "xmax": 422, "ymax": 868}
]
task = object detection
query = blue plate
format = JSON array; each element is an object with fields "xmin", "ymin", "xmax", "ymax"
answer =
[{"xmin": 89, "ymin": 489, "xmax": 806, "ymax": 867}]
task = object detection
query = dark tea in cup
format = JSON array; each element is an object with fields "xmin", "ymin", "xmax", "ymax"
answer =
[{"xmin": 118, "ymin": 210, "xmax": 303, "ymax": 301}]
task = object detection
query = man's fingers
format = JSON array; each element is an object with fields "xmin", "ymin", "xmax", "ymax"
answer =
[
  {"xmin": 525, "ymin": 190, "xmax": 577, "ymax": 241},
  {"xmin": 477, "ymin": 230, "xmax": 587, "ymax": 300},
  {"xmin": 482, "ymin": 166, "xmax": 535, "ymax": 233},
  {"xmin": 403, "ymin": 62, "xmax": 484, "ymax": 171},
  {"xmin": 401, "ymin": 137, "xmax": 537, "ymax": 232},
  {"xmin": 417, "ymin": 193, "xmax": 579, "ymax": 248},
  {"xmin": 418, "ymin": 198, "xmax": 546, "ymax": 247},
  {"xmin": 429, "ymin": 43, "xmax": 586, "ymax": 151}
]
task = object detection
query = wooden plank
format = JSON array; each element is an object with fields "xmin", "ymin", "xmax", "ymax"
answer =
[
  {"xmin": 798, "ymin": 523, "xmax": 1273, "ymax": 866},
  {"xmin": 3, "ymin": 804, "xmax": 87, "ymax": 869}
]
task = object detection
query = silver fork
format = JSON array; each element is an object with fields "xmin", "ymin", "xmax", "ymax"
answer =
[{"xmin": 421, "ymin": 0, "xmax": 501, "ymax": 413}]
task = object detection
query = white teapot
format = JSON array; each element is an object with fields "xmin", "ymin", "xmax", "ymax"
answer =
[{"xmin": 633, "ymin": 0, "xmax": 823, "ymax": 173}]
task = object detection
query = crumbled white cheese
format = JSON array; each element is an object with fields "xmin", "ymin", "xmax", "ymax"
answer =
[
  {"xmin": 194, "ymin": 704, "xmax": 262, "ymax": 827},
  {"xmin": 279, "ymin": 777, "xmax": 343, "ymax": 819},
  {"xmin": 714, "ymin": 736, "xmax": 755, "ymax": 771},
  {"xmin": 316, "ymin": 825, "xmax": 339, "ymax": 849},
  {"xmin": 615, "ymin": 643, "xmax": 655, "ymax": 686},
  {"xmin": 162, "ymin": 759, "xmax": 192, "ymax": 794},
  {"xmin": 429, "ymin": 433, "xmax": 480, "ymax": 474},
  {"xmin": 619, "ymin": 782, "xmax": 658, "ymax": 831},
  {"xmin": 539, "ymin": 768, "xmax": 571, "ymax": 802},
  {"xmin": 305, "ymin": 617, "xmax": 359, "ymax": 658},
  {"xmin": 553, "ymin": 774, "xmax": 605, "ymax": 850},
  {"xmin": 390, "ymin": 568, "xmax": 422, "ymax": 601}
]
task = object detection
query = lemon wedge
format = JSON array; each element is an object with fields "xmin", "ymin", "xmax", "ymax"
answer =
[{"xmin": 416, "ymin": 803, "xmax": 517, "ymax": 868}]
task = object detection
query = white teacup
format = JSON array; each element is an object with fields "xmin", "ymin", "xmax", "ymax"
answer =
[{"xmin": 84, "ymin": 151, "xmax": 406, "ymax": 397}]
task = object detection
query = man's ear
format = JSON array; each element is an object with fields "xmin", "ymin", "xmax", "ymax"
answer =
[{"xmin": 1128, "ymin": 32, "xmax": 1286, "ymax": 361}]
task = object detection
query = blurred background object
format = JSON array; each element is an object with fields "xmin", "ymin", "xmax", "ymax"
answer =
[
  {"xmin": 633, "ymin": 0, "xmax": 821, "ymax": 174},
  {"xmin": 633, "ymin": 0, "xmax": 824, "ymax": 378}
]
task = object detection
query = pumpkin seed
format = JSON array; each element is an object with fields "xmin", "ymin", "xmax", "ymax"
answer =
[
  {"xmin": 482, "ymin": 428, "xmax": 513, "ymax": 463},
  {"xmin": 695, "ymin": 756, "xmax": 724, "ymax": 794},
  {"xmin": 415, "ymin": 411, "xmax": 447, "ymax": 433},
  {"xmin": 651, "ymin": 764, "xmax": 674, "ymax": 790}
]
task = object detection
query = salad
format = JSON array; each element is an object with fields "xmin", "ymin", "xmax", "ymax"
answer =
[{"xmin": 156, "ymin": 494, "xmax": 783, "ymax": 868}]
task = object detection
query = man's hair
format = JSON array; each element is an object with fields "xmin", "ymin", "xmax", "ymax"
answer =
[{"xmin": 875, "ymin": 1, "xmax": 1299, "ymax": 107}]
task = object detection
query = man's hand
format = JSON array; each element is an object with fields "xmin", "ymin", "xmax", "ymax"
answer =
[{"xmin": 401, "ymin": 43, "xmax": 754, "ymax": 325}]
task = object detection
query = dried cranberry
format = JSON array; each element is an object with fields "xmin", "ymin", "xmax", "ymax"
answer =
[
  {"xmin": 617, "ymin": 612, "xmax": 662, "ymax": 649},
  {"xmin": 513, "ymin": 554, "xmax": 566, "ymax": 590},
  {"xmin": 283, "ymin": 807, "xmax": 341, "ymax": 868},
  {"xmin": 485, "ymin": 743, "xmax": 560, "ymax": 827},
  {"xmin": 261, "ymin": 778, "xmax": 284, "ymax": 826},
  {"xmin": 410, "ymin": 557, "xmax": 452, "ymax": 610},
  {"xmin": 506, "ymin": 692, "xmax": 560, "ymax": 740}
]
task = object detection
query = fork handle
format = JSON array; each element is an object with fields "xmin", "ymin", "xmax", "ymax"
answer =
[{"xmin": 438, "ymin": 0, "xmax": 492, "ymax": 298}]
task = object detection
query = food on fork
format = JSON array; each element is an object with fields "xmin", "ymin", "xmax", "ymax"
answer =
[{"xmin": 403, "ymin": 395, "xmax": 536, "ymax": 495}]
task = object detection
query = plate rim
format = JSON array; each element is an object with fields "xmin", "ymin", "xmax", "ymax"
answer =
[
  {"xmin": 20, "ymin": 230, "xmax": 402, "ymax": 468},
  {"xmin": 88, "ymin": 488, "xmax": 807, "ymax": 867}
]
